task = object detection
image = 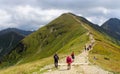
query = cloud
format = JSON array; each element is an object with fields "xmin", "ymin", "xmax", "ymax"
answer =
[
  {"xmin": 86, "ymin": 16, "xmax": 107, "ymax": 25},
  {"xmin": 13, "ymin": 5, "xmax": 70, "ymax": 30},
  {"xmin": 0, "ymin": 9, "xmax": 11, "ymax": 23},
  {"xmin": 0, "ymin": 9, "xmax": 18, "ymax": 29},
  {"xmin": 0, "ymin": 5, "xmax": 70, "ymax": 30},
  {"xmin": 0, "ymin": 0, "xmax": 120, "ymax": 30}
]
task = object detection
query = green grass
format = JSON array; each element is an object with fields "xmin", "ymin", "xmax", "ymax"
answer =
[
  {"xmin": 83, "ymin": 19, "xmax": 120, "ymax": 73},
  {"xmin": 0, "ymin": 56, "xmax": 53, "ymax": 74},
  {"xmin": 58, "ymin": 33, "xmax": 89, "ymax": 54},
  {"xmin": 89, "ymin": 41, "xmax": 120, "ymax": 73}
]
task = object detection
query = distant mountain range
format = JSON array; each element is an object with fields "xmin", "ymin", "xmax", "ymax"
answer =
[
  {"xmin": 101, "ymin": 18, "xmax": 120, "ymax": 40},
  {"xmin": 0, "ymin": 28, "xmax": 33, "ymax": 36},
  {"xmin": 0, "ymin": 28, "xmax": 33, "ymax": 60}
]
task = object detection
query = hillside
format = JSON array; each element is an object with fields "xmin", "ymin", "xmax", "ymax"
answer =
[
  {"xmin": 0, "ymin": 31, "xmax": 24, "ymax": 61},
  {"xmin": 0, "ymin": 13, "xmax": 88, "ymax": 66},
  {"xmin": 0, "ymin": 28, "xmax": 33, "ymax": 63},
  {"xmin": 0, "ymin": 13, "xmax": 120, "ymax": 74},
  {"xmin": 101, "ymin": 18, "xmax": 120, "ymax": 41}
]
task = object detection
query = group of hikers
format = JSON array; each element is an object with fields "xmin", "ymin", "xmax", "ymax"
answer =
[
  {"xmin": 85, "ymin": 34, "xmax": 95, "ymax": 51},
  {"xmin": 53, "ymin": 44, "xmax": 94, "ymax": 70},
  {"xmin": 53, "ymin": 51, "xmax": 75, "ymax": 70},
  {"xmin": 84, "ymin": 44, "xmax": 92, "ymax": 51},
  {"xmin": 53, "ymin": 32, "xmax": 95, "ymax": 70}
]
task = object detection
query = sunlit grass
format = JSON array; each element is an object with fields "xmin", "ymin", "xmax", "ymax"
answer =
[
  {"xmin": 0, "ymin": 57, "xmax": 53, "ymax": 74},
  {"xmin": 89, "ymin": 41, "xmax": 120, "ymax": 73}
]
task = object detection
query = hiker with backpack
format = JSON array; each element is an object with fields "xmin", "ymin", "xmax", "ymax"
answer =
[
  {"xmin": 71, "ymin": 51, "xmax": 75, "ymax": 62},
  {"xmin": 53, "ymin": 53, "xmax": 59, "ymax": 68},
  {"xmin": 84, "ymin": 45, "xmax": 87, "ymax": 51},
  {"xmin": 66, "ymin": 56, "xmax": 73, "ymax": 70}
]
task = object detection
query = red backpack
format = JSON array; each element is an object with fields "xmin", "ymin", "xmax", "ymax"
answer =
[{"xmin": 66, "ymin": 56, "xmax": 72, "ymax": 64}]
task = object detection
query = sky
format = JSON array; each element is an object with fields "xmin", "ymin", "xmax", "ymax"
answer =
[{"xmin": 0, "ymin": 0, "xmax": 120, "ymax": 31}]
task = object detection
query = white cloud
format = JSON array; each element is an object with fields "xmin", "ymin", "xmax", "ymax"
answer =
[
  {"xmin": 86, "ymin": 16, "xmax": 107, "ymax": 25},
  {"xmin": 0, "ymin": 5, "xmax": 70, "ymax": 30},
  {"xmin": 15, "ymin": 5, "xmax": 70, "ymax": 22},
  {"xmin": 0, "ymin": 9, "xmax": 11, "ymax": 23},
  {"xmin": 94, "ymin": 7, "xmax": 110, "ymax": 15},
  {"xmin": 0, "ymin": 9, "xmax": 19, "ymax": 30}
]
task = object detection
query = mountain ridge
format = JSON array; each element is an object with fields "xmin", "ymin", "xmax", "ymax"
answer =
[
  {"xmin": 0, "ymin": 28, "xmax": 33, "ymax": 62},
  {"xmin": 0, "ymin": 28, "xmax": 33, "ymax": 36}
]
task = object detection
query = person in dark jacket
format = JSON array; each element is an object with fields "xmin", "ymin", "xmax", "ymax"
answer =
[
  {"xmin": 71, "ymin": 51, "xmax": 75, "ymax": 62},
  {"xmin": 53, "ymin": 53, "xmax": 59, "ymax": 68}
]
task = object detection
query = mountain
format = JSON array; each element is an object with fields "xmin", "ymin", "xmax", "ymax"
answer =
[
  {"xmin": 2, "ymin": 13, "xmax": 87, "ymax": 63},
  {"xmin": 0, "ymin": 28, "xmax": 33, "ymax": 62},
  {"xmin": 0, "ymin": 28, "xmax": 33, "ymax": 36},
  {"xmin": 101, "ymin": 18, "xmax": 120, "ymax": 40},
  {"xmin": 0, "ymin": 13, "xmax": 120, "ymax": 73},
  {"xmin": 0, "ymin": 31, "xmax": 24, "ymax": 60}
]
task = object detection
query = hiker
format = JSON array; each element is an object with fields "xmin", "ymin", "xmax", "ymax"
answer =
[
  {"xmin": 87, "ymin": 47, "xmax": 89, "ymax": 51},
  {"xmin": 53, "ymin": 53, "xmax": 59, "ymax": 68},
  {"xmin": 71, "ymin": 51, "xmax": 75, "ymax": 62},
  {"xmin": 66, "ymin": 56, "xmax": 72, "ymax": 70},
  {"xmin": 84, "ymin": 45, "xmax": 87, "ymax": 51},
  {"xmin": 89, "ymin": 44, "xmax": 92, "ymax": 49},
  {"xmin": 94, "ymin": 56, "xmax": 97, "ymax": 60}
]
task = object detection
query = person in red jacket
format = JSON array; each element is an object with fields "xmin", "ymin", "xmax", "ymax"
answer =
[{"xmin": 66, "ymin": 56, "xmax": 72, "ymax": 70}]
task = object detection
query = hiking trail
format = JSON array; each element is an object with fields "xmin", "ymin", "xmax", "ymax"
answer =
[{"xmin": 39, "ymin": 32, "xmax": 112, "ymax": 74}]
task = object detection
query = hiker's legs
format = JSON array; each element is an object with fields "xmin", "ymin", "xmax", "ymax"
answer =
[
  {"xmin": 72, "ymin": 57, "xmax": 74, "ymax": 62},
  {"xmin": 54, "ymin": 62, "xmax": 58, "ymax": 68},
  {"xmin": 67, "ymin": 64, "xmax": 69, "ymax": 70},
  {"xmin": 69, "ymin": 64, "xmax": 71, "ymax": 69},
  {"xmin": 67, "ymin": 63, "xmax": 71, "ymax": 70}
]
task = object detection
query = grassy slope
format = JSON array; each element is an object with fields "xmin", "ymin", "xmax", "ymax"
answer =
[
  {"xmin": 0, "ymin": 13, "xmax": 89, "ymax": 73},
  {"xmin": 0, "ymin": 32, "xmax": 24, "ymax": 60},
  {"xmin": 19, "ymin": 13, "xmax": 87, "ymax": 63},
  {"xmin": 89, "ymin": 41, "xmax": 120, "ymax": 73},
  {"xmin": 89, "ymin": 30, "xmax": 120, "ymax": 73},
  {"xmin": 0, "ymin": 33, "xmax": 89, "ymax": 74},
  {"xmin": 80, "ymin": 18, "xmax": 120, "ymax": 73}
]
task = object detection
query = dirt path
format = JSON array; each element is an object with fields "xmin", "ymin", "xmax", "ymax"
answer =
[{"xmin": 41, "ymin": 33, "xmax": 112, "ymax": 74}]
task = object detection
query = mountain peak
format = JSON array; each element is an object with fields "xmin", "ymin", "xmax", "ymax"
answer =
[
  {"xmin": 101, "ymin": 17, "xmax": 120, "ymax": 40},
  {"xmin": 109, "ymin": 18, "xmax": 120, "ymax": 21},
  {"xmin": 61, "ymin": 12, "xmax": 75, "ymax": 15},
  {"xmin": 60, "ymin": 12, "xmax": 94, "ymax": 26},
  {"xmin": 102, "ymin": 18, "xmax": 120, "ymax": 27},
  {"xmin": 104, "ymin": 18, "xmax": 120, "ymax": 24}
]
